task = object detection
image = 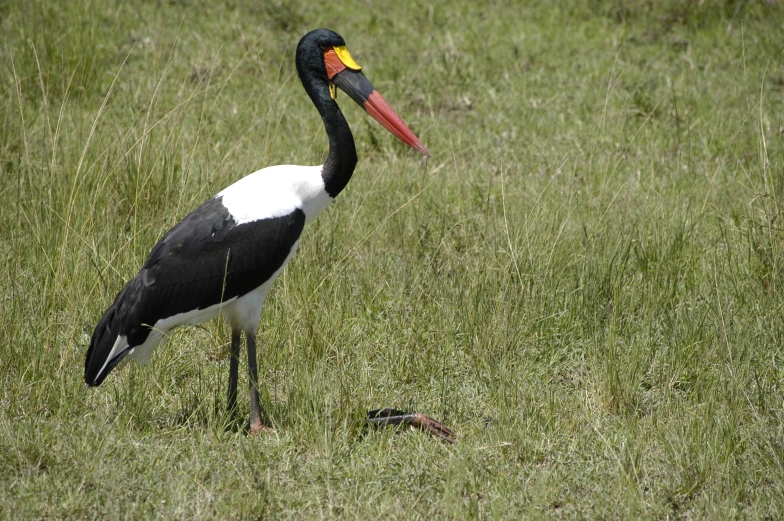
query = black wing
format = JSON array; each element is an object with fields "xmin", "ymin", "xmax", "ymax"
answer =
[{"xmin": 115, "ymin": 196, "xmax": 305, "ymax": 347}]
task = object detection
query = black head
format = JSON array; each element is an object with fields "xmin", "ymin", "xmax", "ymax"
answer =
[
  {"xmin": 294, "ymin": 28, "xmax": 430, "ymax": 157},
  {"xmin": 296, "ymin": 28, "xmax": 347, "ymax": 83}
]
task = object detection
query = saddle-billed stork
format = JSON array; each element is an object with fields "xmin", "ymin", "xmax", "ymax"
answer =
[{"xmin": 84, "ymin": 29, "xmax": 455, "ymax": 442}]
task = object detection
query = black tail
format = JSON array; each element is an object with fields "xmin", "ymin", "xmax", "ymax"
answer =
[{"xmin": 84, "ymin": 282, "xmax": 138, "ymax": 386}]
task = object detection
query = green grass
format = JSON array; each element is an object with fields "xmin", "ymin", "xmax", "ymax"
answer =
[{"xmin": 2, "ymin": 0, "xmax": 784, "ymax": 518}]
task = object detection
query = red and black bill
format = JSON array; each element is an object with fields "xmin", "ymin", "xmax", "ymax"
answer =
[{"xmin": 324, "ymin": 47, "xmax": 430, "ymax": 157}]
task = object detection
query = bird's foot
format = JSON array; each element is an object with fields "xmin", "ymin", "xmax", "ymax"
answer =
[
  {"xmin": 249, "ymin": 421, "xmax": 274, "ymax": 437},
  {"xmin": 367, "ymin": 408, "xmax": 456, "ymax": 443}
]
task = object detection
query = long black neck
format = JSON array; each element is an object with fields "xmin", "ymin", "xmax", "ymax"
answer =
[{"xmin": 299, "ymin": 70, "xmax": 358, "ymax": 198}]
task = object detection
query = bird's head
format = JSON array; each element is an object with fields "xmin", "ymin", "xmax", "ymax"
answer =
[{"xmin": 296, "ymin": 28, "xmax": 430, "ymax": 157}]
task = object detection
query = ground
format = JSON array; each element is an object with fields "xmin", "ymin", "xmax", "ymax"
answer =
[{"xmin": 2, "ymin": 0, "xmax": 784, "ymax": 518}]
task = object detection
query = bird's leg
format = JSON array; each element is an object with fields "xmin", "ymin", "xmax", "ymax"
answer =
[
  {"xmin": 367, "ymin": 408, "xmax": 456, "ymax": 444},
  {"xmin": 226, "ymin": 329, "xmax": 241, "ymax": 416},
  {"xmin": 246, "ymin": 331, "xmax": 270, "ymax": 435}
]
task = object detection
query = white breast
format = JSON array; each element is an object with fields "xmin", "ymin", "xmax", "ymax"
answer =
[{"xmin": 218, "ymin": 164, "xmax": 333, "ymax": 224}]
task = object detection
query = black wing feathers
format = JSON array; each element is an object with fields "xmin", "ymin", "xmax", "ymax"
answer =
[
  {"xmin": 137, "ymin": 198, "xmax": 305, "ymax": 323},
  {"xmin": 85, "ymin": 196, "xmax": 305, "ymax": 385},
  {"xmin": 84, "ymin": 277, "xmax": 146, "ymax": 385}
]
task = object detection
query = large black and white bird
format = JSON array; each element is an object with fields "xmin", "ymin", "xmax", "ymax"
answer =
[{"xmin": 84, "ymin": 29, "xmax": 454, "ymax": 442}]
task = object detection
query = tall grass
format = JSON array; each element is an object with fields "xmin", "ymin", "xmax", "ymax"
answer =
[{"xmin": 2, "ymin": 0, "xmax": 784, "ymax": 518}]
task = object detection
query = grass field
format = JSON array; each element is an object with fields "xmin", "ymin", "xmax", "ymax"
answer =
[{"xmin": 2, "ymin": 0, "xmax": 784, "ymax": 518}]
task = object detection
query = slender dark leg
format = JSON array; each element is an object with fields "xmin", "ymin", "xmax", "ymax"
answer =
[
  {"xmin": 246, "ymin": 331, "xmax": 268, "ymax": 434},
  {"xmin": 367, "ymin": 408, "xmax": 456, "ymax": 443},
  {"xmin": 226, "ymin": 329, "xmax": 241, "ymax": 414}
]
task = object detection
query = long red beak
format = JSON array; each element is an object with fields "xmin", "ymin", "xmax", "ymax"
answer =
[{"xmin": 331, "ymin": 69, "xmax": 430, "ymax": 157}]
